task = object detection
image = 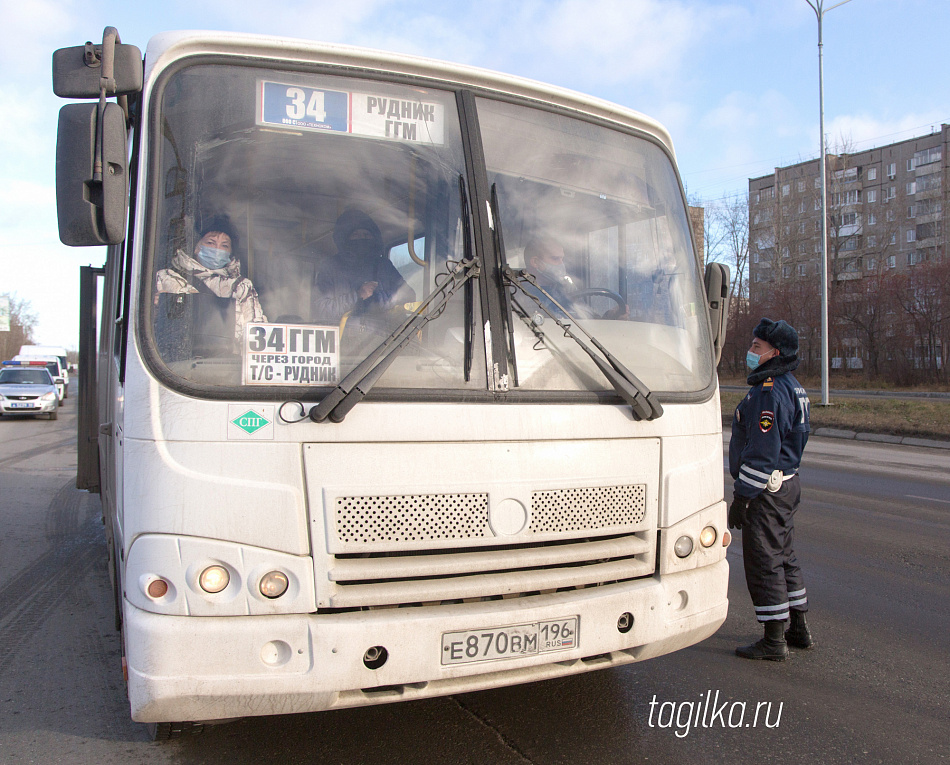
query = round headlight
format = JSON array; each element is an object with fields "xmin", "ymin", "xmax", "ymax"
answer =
[
  {"xmin": 699, "ymin": 526, "xmax": 718, "ymax": 548},
  {"xmin": 259, "ymin": 571, "xmax": 289, "ymax": 599},
  {"xmin": 199, "ymin": 565, "xmax": 230, "ymax": 593},
  {"xmin": 673, "ymin": 535, "xmax": 694, "ymax": 558}
]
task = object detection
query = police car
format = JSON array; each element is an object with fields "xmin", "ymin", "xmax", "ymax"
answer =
[
  {"xmin": 4, "ymin": 359, "xmax": 65, "ymax": 403},
  {"xmin": 0, "ymin": 364, "xmax": 61, "ymax": 419}
]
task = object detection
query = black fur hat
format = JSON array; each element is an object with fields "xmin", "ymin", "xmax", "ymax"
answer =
[
  {"xmin": 753, "ymin": 317, "xmax": 799, "ymax": 358},
  {"xmin": 197, "ymin": 214, "xmax": 239, "ymax": 252},
  {"xmin": 333, "ymin": 208, "xmax": 382, "ymax": 254}
]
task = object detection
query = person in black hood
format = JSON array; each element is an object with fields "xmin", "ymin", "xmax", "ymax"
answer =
[
  {"xmin": 728, "ymin": 318, "xmax": 814, "ymax": 661},
  {"xmin": 312, "ymin": 209, "xmax": 414, "ymax": 324}
]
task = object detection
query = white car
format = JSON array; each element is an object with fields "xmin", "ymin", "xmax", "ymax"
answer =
[
  {"xmin": 5, "ymin": 358, "xmax": 65, "ymax": 403},
  {"xmin": 0, "ymin": 366, "xmax": 60, "ymax": 420}
]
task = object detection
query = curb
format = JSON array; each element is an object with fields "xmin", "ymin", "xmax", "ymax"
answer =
[{"xmin": 720, "ymin": 414, "xmax": 950, "ymax": 450}]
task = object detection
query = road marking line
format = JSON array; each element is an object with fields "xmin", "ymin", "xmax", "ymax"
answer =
[{"xmin": 906, "ymin": 494, "xmax": 950, "ymax": 505}]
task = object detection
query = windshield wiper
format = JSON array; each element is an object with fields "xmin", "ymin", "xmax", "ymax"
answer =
[
  {"xmin": 503, "ymin": 267, "xmax": 663, "ymax": 421},
  {"xmin": 309, "ymin": 256, "xmax": 480, "ymax": 423}
]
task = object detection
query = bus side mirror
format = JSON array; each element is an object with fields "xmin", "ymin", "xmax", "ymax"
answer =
[
  {"xmin": 52, "ymin": 42, "xmax": 142, "ymax": 98},
  {"xmin": 704, "ymin": 262, "xmax": 730, "ymax": 366},
  {"xmin": 56, "ymin": 102, "xmax": 129, "ymax": 246}
]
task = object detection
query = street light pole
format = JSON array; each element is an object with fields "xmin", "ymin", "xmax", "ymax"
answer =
[{"xmin": 805, "ymin": 0, "xmax": 852, "ymax": 407}]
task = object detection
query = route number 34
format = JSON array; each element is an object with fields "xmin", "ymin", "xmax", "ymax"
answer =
[{"xmin": 285, "ymin": 87, "xmax": 326, "ymax": 122}]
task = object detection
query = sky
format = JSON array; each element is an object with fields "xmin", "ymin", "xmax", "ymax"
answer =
[{"xmin": 2, "ymin": 0, "xmax": 948, "ymax": 349}]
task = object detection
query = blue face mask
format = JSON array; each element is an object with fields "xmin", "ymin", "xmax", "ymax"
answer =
[
  {"xmin": 746, "ymin": 350, "xmax": 769, "ymax": 370},
  {"xmin": 196, "ymin": 245, "xmax": 231, "ymax": 270}
]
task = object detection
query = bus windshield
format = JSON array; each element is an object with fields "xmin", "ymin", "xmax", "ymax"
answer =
[
  {"xmin": 144, "ymin": 61, "xmax": 711, "ymax": 398},
  {"xmin": 147, "ymin": 63, "xmax": 483, "ymax": 393},
  {"xmin": 477, "ymin": 97, "xmax": 712, "ymax": 394}
]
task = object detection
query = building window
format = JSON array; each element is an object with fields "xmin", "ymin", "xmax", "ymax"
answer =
[
  {"xmin": 797, "ymin": 180, "xmax": 805, "ymax": 193},
  {"xmin": 884, "ymin": 186, "xmax": 896, "ymax": 201},
  {"xmin": 889, "ymin": 232, "xmax": 897, "ymax": 245},
  {"xmin": 867, "ymin": 167, "xmax": 877, "ymax": 181},
  {"xmin": 907, "ymin": 251, "xmax": 922, "ymax": 266},
  {"xmin": 887, "ymin": 255, "xmax": 896, "ymax": 268},
  {"xmin": 841, "ymin": 212, "xmax": 858, "ymax": 227},
  {"xmin": 917, "ymin": 172, "xmax": 942, "ymax": 192},
  {"xmin": 798, "ymin": 200, "xmax": 805, "ymax": 214},
  {"xmin": 842, "ymin": 238, "xmax": 859, "ymax": 251},
  {"xmin": 799, "ymin": 222, "xmax": 806, "ymax": 235},
  {"xmin": 798, "ymin": 242, "xmax": 806, "ymax": 254},
  {"xmin": 908, "ymin": 205, "xmax": 916, "ymax": 218},
  {"xmin": 914, "ymin": 147, "xmax": 941, "ymax": 166},
  {"xmin": 866, "ymin": 189, "xmax": 877, "ymax": 203},
  {"xmin": 753, "ymin": 252, "xmax": 760, "ymax": 264},
  {"xmin": 815, "ymin": 198, "xmax": 821, "ymax": 210},
  {"xmin": 887, "ymin": 163, "xmax": 896, "ymax": 178},
  {"xmin": 798, "ymin": 263, "xmax": 807, "ymax": 277},
  {"xmin": 782, "ymin": 184, "xmax": 790, "ymax": 197},
  {"xmin": 814, "ymin": 177, "xmax": 821, "ymax": 188},
  {"xmin": 867, "ymin": 212, "xmax": 876, "ymax": 225},
  {"xmin": 886, "ymin": 209, "xmax": 895, "ymax": 222},
  {"xmin": 754, "ymin": 272, "xmax": 762, "ymax": 283},
  {"xmin": 907, "ymin": 229, "xmax": 916, "ymax": 243},
  {"xmin": 781, "ymin": 246, "xmax": 789, "ymax": 258},
  {"xmin": 754, "ymin": 192, "xmax": 760, "ymax": 203},
  {"xmin": 783, "ymin": 265, "xmax": 791, "ymax": 278},
  {"xmin": 907, "ymin": 158, "xmax": 916, "ymax": 172},
  {"xmin": 867, "ymin": 235, "xmax": 877, "ymax": 247},
  {"xmin": 906, "ymin": 181, "xmax": 916, "ymax": 195}
]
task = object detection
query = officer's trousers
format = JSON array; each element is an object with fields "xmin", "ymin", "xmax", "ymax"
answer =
[{"xmin": 742, "ymin": 475, "xmax": 807, "ymax": 623}]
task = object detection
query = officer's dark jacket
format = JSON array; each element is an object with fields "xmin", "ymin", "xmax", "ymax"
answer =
[{"xmin": 729, "ymin": 357, "xmax": 810, "ymax": 499}]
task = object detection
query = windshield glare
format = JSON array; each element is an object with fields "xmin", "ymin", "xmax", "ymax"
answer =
[
  {"xmin": 149, "ymin": 64, "xmax": 484, "ymax": 392},
  {"xmin": 477, "ymin": 98, "xmax": 713, "ymax": 394},
  {"xmin": 144, "ymin": 62, "xmax": 711, "ymax": 399}
]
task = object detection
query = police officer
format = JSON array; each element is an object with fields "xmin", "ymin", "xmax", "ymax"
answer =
[{"xmin": 728, "ymin": 318, "xmax": 814, "ymax": 660}]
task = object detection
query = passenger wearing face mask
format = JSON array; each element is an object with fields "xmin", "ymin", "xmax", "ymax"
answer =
[
  {"xmin": 522, "ymin": 237, "xmax": 591, "ymax": 320},
  {"xmin": 312, "ymin": 209, "xmax": 414, "ymax": 324},
  {"xmin": 155, "ymin": 216, "xmax": 267, "ymax": 347},
  {"xmin": 728, "ymin": 318, "xmax": 813, "ymax": 662}
]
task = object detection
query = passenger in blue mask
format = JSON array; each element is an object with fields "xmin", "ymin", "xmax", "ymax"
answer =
[
  {"xmin": 155, "ymin": 216, "xmax": 267, "ymax": 348},
  {"xmin": 312, "ymin": 209, "xmax": 414, "ymax": 324}
]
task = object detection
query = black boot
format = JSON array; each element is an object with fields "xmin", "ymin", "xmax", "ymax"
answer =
[
  {"xmin": 736, "ymin": 620, "xmax": 789, "ymax": 661},
  {"xmin": 785, "ymin": 610, "xmax": 814, "ymax": 649}
]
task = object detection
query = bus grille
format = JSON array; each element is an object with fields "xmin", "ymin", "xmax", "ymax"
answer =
[{"xmin": 320, "ymin": 485, "xmax": 653, "ymax": 610}]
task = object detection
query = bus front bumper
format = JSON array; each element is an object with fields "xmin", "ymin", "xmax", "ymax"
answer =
[{"xmin": 125, "ymin": 559, "xmax": 728, "ymax": 723}]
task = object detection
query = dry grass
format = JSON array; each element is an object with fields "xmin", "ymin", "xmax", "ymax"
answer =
[{"xmin": 719, "ymin": 389, "xmax": 950, "ymax": 440}]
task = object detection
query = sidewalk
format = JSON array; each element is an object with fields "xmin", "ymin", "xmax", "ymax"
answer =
[{"xmin": 719, "ymin": 413, "xmax": 950, "ymax": 450}]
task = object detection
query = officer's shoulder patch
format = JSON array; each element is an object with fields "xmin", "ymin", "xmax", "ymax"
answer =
[
  {"xmin": 759, "ymin": 410, "xmax": 775, "ymax": 432},
  {"xmin": 762, "ymin": 377, "xmax": 774, "ymax": 389}
]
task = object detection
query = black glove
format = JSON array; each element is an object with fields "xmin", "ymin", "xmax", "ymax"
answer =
[{"xmin": 728, "ymin": 495, "xmax": 750, "ymax": 530}]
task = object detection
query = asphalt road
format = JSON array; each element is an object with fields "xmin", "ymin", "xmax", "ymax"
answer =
[{"xmin": 0, "ymin": 388, "xmax": 947, "ymax": 764}]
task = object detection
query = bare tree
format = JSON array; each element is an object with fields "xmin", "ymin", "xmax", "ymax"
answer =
[{"xmin": 0, "ymin": 293, "xmax": 38, "ymax": 361}]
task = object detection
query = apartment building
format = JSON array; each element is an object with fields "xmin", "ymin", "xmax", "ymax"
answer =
[{"xmin": 748, "ymin": 125, "xmax": 947, "ymax": 289}]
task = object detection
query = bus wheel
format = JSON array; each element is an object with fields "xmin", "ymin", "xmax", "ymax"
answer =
[
  {"xmin": 146, "ymin": 721, "xmax": 205, "ymax": 741},
  {"xmin": 49, "ymin": 410, "xmax": 58, "ymax": 421}
]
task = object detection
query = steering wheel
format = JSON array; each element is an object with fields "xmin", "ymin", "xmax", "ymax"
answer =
[{"xmin": 570, "ymin": 288, "xmax": 628, "ymax": 319}]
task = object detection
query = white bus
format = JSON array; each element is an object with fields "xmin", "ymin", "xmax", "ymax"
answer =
[{"xmin": 55, "ymin": 27, "xmax": 731, "ymax": 739}]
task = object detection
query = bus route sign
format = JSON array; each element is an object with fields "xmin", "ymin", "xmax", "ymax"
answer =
[{"xmin": 242, "ymin": 322, "xmax": 340, "ymax": 386}]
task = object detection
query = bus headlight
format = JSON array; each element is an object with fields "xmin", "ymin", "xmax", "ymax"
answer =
[
  {"xmin": 699, "ymin": 526, "xmax": 717, "ymax": 548},
  {"xmin": 199, "ymin": 565, "xmax": 230, "ymax": 593},
  {"xmin": 673, "ymin": 535, "xmax": 693, "ymax": 558},
  {"xmin": 259, "ymin": 571, "xmax": 289, "ymax": 599}
]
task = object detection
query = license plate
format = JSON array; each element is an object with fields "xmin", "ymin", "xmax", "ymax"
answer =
[
  {"xmin": 10, "ymin": 402, "xmax": 34, "ymax": 409},
  {"xmin": 441, "ymin": 616, "xmax": 578, "ymax": 665}
]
